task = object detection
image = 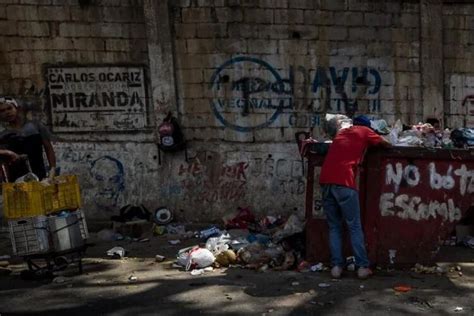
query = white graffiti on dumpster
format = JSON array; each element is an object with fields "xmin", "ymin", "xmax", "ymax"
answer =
[
  {"xmin": 380, "ymin": 162, "xmax": 474, "ymax": 222},
  {"xmin": 379, "ymin": 193, "xmax": 461, "ymax": 222}
]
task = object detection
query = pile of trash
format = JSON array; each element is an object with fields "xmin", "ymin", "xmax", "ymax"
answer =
[
  {"xmin": 321, "ymin": 114, "xmax": 474, "ymax": 149},
  {"xmin": 171, "ymin": 207, "xmax": 323, "ymax": 275}
]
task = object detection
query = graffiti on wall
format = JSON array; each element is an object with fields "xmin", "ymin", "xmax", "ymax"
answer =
[
  {"xmin": 209, "ymin": 56, "xmax": 382, "ymax": 132},
  {"xmin": 46, "ymin": 66, "xmax": 148, "ymax": 132},
  {"xmin": 175, "ymin": 157, "xmax": 248, "ymax": 203},
  {"xmin": 90, "ymin": 156, "xmax": 125, "ymax": 209},
  {"xmin": 56, "ymin": 143, "xmax": 158, "ymax": 214},
  {"xmin": 58, "ymin": 147, "xmax": 126, "ymax": 210},
  {"xmin": 159, "ymin": 153, "xmax": 306, "ymax": 206},
  {"xmin": 248, "ymin": 157, "xmax": 305, "ymax": 195},
  {"xmin": 379, "ymin": 162, "xmax": 473, "ymax": 222}
]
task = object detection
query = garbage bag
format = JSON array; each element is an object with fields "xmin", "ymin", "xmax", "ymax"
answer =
[
  {"xmin": 223, "ymin": 207, "xmax": 256, "ymax": 229},
  {"xmin": 206, "ymin": 233, "xmax": 231, "ymax": 255},
  {"xmin": 272, "ymin": 214, "xmax": 305, "ymax": 243},
  {"xmin": 177, "ymin": 247, "xmax": 215, "ymax": 270},
  {"xmin": 188, "ymin": 247, "xmax": 215, "ymax": 269}
]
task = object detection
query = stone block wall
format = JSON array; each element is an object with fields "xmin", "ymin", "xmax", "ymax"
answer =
[
  {"xmin": 172, "ymin": 0, "xmax": 422, "ymax": 145},
  {"xmin": 443, "ymin": 3, "xmax": 474, "ymax": 128},
  {"xmin": 0, "ymin": 0, "xmax": 471, "ymax": 221},
  {"xmin": 0, "ymin": 0, "xmax": 147, "ymax": 103},
  {"xmin": 0, "ymin": 0, "xmax": 156, "ymax": 220}
]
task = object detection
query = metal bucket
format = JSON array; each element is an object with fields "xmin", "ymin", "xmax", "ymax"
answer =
[{"xmin": 49, "ymin": 214, "xmax": 84, "ymax": 252}]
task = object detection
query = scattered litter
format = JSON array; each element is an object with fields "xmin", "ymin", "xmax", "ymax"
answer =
[
  {"xmin": 206, "ymin": 233, "xmax": 231, "ymax": 255},
  {"xmin": 215, "ymin": 249, "xmax": 237, "ymax": 267},
  {"xmin": 106, "ymin": 246, "xmax": 126, "ymax": 259},
  {"xmin": 455, "ymin": 266, "xmax": 462, "ymax": 272},
  {"xmin": 291, "ymin": 281, "xmax": 300, "ymax": 286},
  {"xmin": 190, "ymin": 269, "xmax": 205, "ymax": 276},
  {"xmin": 454, "ymin": 306, "xmax": 464, "ymax": 312},
  {"xmin": 394, "ymin": 285, "xmax": 412, "ymax": 293},
  {"xmin": 258, "ymin": 264, "xmax": 269, "ymax": 272},
  {"xmin": 360, "ymin": 285, "xmax": 365, "ymax": 289},
  {"xmin": 199, "ymin": 226, "xmax": 221, "ymax": 239},
  {"xmin": 168, "ymin": 239, "xmax": 181, "ymax": 245},
  {"xmin": 153, "ymin": 207, "xmax": 173, "ymax": 225},
  {"xmin": 203, "ymin": 266, "xmax": 213, "ymax": 272},
  {"xmin": 166, "ymin": 223, "xmax": 186, "ymax": 235},
  {"xmin": 318, "ymin": 283, "xmax": 331, "ymax": 288},
  {"xmin": 155, "ymin": 255, "xmax": 166, "ymax": 262},
  {"xmin": 153, "ymin": 225, "xmax": 166, "ymax": 236},
  {"xmin": 412, "ymin": 263, "xmax": 444, "ymax": 274},
  {"xmin": 297, "ymin": 260, "xmax": 311, "ymax": 272},
  {"xmin": 176, "ymin": 246, "xmax": 216, "ymax": 270},
  {"xmin": 223, "ymin": 207, "xmax": 256, "ymax": 230},
  {"xmin": 407, "ymin": 296, "xmax": 433, "ymax": 309},
  {"xmin": 310, "ymin": 262, "xmax": 324, "ymax": 272},
  {"xmin": 272, "ymin": 214, "xmax": 304, "ymax": 242},
  {"xmin": 128, "ymin": 275, "xmax": 138, "ymax": 282},
  {"xmin": 463, "ymin": 236, "xmax": 474, "ymax": 248},
  {"xmin": 53, "ymin": 276, "xmax": 69, "ymax": 284},
  {"xmin": 138, "ymin": 238, "xmax": 150, "ymax": 243}
]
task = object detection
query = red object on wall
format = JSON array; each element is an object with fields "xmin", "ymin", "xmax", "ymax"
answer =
[{"xmin": 304, "ymin": 146, "xmax": 474, "ymax": 266}]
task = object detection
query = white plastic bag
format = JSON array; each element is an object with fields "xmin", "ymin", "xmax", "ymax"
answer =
[
  {"xmin": 186, "ymin": 247, "xmax": 215, "ymax": 270},
  {"xmin": 389, "ymin": 119, "xmax": 402, "ymax": 145},
  {"xmin": 205, "ymin": 233, "xmax": 231, "ymax": 255}
]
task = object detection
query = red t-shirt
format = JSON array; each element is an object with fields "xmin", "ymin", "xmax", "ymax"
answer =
[{"xmin": 319, "ymin": 126, "xmax": 384, "ymax": 190}]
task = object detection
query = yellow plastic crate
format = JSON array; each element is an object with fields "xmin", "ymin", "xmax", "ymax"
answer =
[
  {"xmin": 45, "ymin": 175, "xmax": 82, "ymax": 213},
  {"xmin": 2, "ymin": 182, "xmax": 50, "ymax": 219}
]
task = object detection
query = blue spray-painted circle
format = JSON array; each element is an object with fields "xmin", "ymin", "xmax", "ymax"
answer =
[{"xmin": 209, "ymin": 56, "xmax": 286, "ymax": 132}]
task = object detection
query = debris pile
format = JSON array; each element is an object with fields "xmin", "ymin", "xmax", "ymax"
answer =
[
  {"xmin": 169, "ymin": 207, "xmax": 323, "ymax": 274},
  {"xmin": 320, "ymin": 113, "xmax": 474, "ymax": 149}
]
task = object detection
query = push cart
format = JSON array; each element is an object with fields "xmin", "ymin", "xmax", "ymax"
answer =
[
  {"xmin": 2, "ymin": 156, "xmax": 88, "ymax": 279},
  {"xmin": 20, "ymin": 245, "xmax": 88, "ymax": 280}
]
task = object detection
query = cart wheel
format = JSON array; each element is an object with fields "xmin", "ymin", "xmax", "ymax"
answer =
[{"xmin": 54, "ymin": 256, "xmax": 69, "ymax": 271}]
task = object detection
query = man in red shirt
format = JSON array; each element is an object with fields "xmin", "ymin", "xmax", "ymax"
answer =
[{"xmin": 319, "ymin": 115, "xmax": 391, "ymax": 279}]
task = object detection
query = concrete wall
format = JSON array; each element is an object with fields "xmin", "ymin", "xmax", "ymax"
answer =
[
  {"xmin": 0, "ymin": 0, "xmax": 471, "ymax": 221},
  {"xmin": 443, "ymin": 3, "xmax": 474, "ymax": 128}
]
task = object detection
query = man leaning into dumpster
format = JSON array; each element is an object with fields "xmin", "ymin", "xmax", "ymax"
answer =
[{"xmin": 319, "ymin": 115, "xmax": 391, "ymax": 279}]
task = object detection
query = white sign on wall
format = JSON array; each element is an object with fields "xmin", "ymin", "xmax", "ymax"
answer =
[{"xmin": 46, "ymin": 66, "xmax": 148, "ymax": 132}]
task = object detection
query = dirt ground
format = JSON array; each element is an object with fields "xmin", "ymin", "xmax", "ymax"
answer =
[{"xmin": 0, "ymin": 228, "xmax": 473, "ymax": 316}]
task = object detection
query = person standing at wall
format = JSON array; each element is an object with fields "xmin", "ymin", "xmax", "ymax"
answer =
[
  {"xmin": 0, "ymin": 96, "xmax": 56, "ymax": 181},
  {"xmin": 319, "ymin": 115, "xmax": 391, "ymax": 279}
]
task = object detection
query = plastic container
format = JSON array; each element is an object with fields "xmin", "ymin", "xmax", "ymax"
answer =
[
  {"xmin": 45, "ymin": 175, "xmax": 82, "ymax": 213},
  {"xmin": 8, "ymin": 216, "xmax": 51, "ymax": 256},
  {"xmin": 2, "ymin": 182, "xmax": 51, "ymax": 219},
  {"xmin": 71, "ymin": 209, "xmax": 89, "ymax": 240}
]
